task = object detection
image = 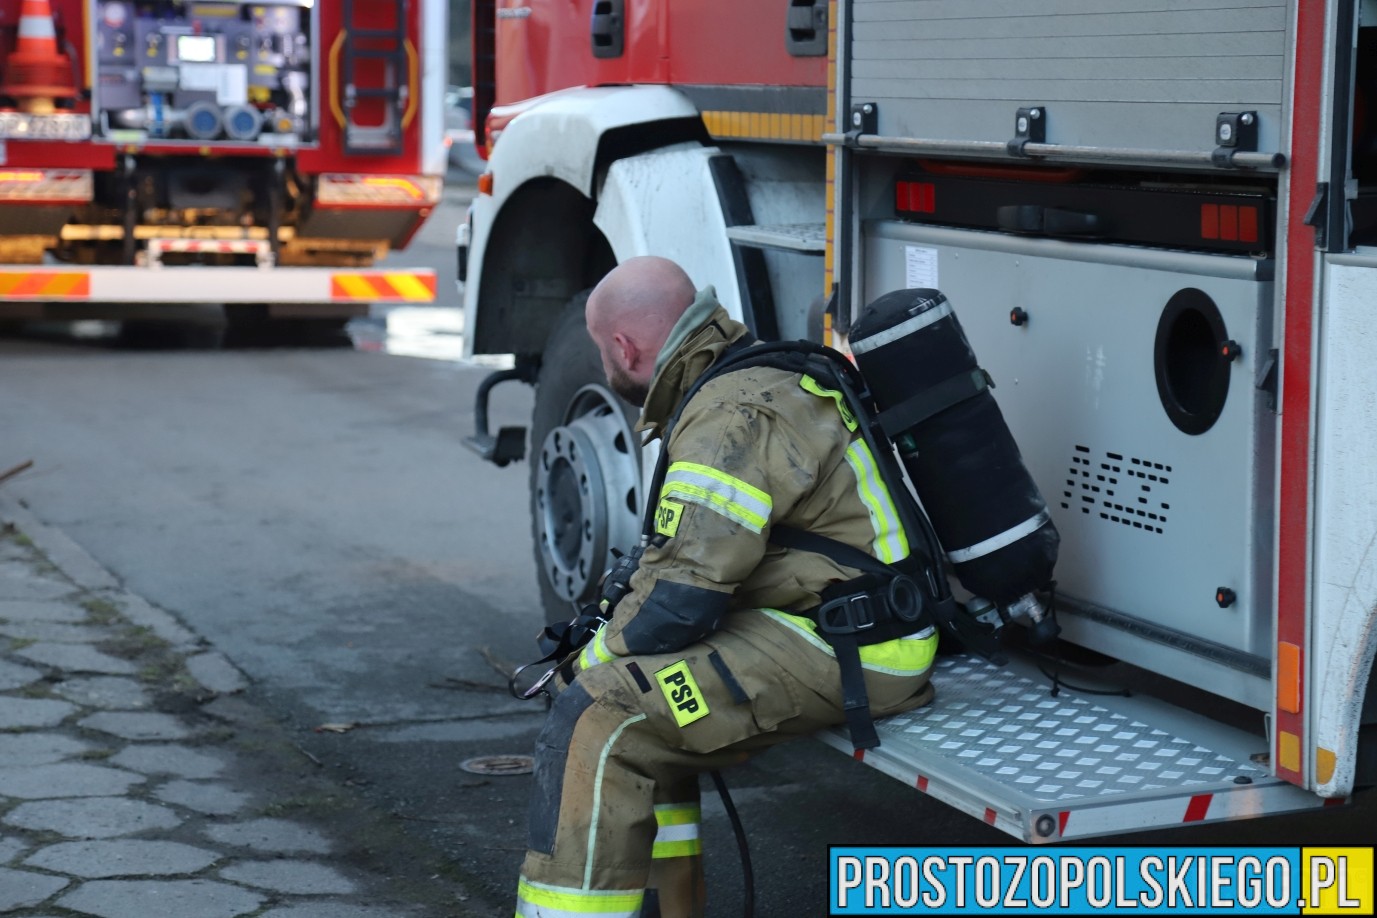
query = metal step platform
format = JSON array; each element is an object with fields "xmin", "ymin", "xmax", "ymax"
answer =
[
  {"xmin": 724, "ymin": 222, "xmax": 826, "ymax": 254},
  {"xmin": 819, "ymin": 655, "xmax": 1338, "ymax": 843}
]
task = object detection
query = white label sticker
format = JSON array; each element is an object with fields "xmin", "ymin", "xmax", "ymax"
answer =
[
  {"xmin": 905, "ymin": 245, "xmax": 938, "ymax": 289},
  {"xmin": 179, "ymin": 64, "xmax": 248, "ymax": 106}
]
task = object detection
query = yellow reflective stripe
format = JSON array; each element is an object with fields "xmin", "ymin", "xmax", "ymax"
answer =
[
  {"xmin": 662, "ymin": 461, "xmax": 772, "ymax": 534},
  {"xmin": 655, "ymin": 803, "xmax": 701, "ymax": 826},
  {"xmin": 578, "ymin": 628, "xmax": 614, "ymax": 669},
  {"xmin": 758, "ymin": 609, "xmax": 937, "ymax": 675},
  {"xmin": 859, "ymin": 630, "xmax": 939, "ymax": 674},
  {"xmin": 799, "ymin": 374, "xmax": 859, "ymax": 431},
  {"xmin": 516, "ymin": 878, "xmax": 643, "ymax": 916},
  {"xmin": 844, "ymin": 441, "xmax": 910, "ymax": 564},
  {"xmin": 652, "ymin": 804, "xmax": 702, "ymax": 859},
  {"xmin": 652, "ymin": 837, "xmax": 703, "ymax": 859},
  {"xmin": 652, "ymin": 809, "xmax": 705, "ymax": 858}
]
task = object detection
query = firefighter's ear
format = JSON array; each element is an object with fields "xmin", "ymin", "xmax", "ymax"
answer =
[{"xmin": 611, "ymin": 331, "xmax": 639, "ymax": 370}]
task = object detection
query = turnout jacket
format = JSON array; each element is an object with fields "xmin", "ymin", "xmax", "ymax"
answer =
[{"xmin": 593, "ymin": 288, "xmax": 927, "ymax": 664}]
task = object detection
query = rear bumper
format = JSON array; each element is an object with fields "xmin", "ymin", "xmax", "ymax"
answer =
[{"xmin": 0, "ymin": 266, "xmax": 436, "ymax": 311}]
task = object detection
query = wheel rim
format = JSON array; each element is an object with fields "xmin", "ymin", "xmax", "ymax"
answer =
[{"xmin": 535, "ymin": 384, "xmax": 642, "ymax": 604}]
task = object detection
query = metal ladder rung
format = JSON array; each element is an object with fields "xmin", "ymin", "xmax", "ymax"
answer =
[
  {"xmin": 350, "ymin": 28, "xmax": 404, "ymax": 40},
  {"xmin": 341, "ymin": 0, "xmax": 409, "ymax": 156}
]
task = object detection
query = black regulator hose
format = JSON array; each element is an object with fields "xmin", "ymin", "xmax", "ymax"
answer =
[{"xmin": 709, "ymin": 769, "xmax": 754, "ymax": 918}]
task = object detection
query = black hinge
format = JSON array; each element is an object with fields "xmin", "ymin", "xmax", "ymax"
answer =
[
  {"xmin": 591, "ymin": 0, "xmax": 624, "ymax": 59},
  {"xmin": 785, "ymin": 0, "xmax": 827, "ymax": 56},
  {"xmin": 1255, "ymin": 348, "xmax": 1279, "ymax": 412},
  {"xmin": 1304, "ymin": 183, "xmax": 1330, "ymax": 250}
]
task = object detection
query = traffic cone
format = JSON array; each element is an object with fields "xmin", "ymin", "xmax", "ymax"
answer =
[{"xmin": 1, "ymin": 0, "xmax": 77, "ymax": 114}]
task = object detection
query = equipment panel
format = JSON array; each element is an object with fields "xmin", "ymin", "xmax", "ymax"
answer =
[
  {"xmin": 861, "ymin": 221, "xmax": 1276, "ymax": 707},
  {"xmin": 94, "ymin": 0, "xmax": 313, "ymax": 145}
]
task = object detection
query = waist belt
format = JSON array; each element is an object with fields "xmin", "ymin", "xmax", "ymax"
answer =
[{"xmin": 773, "ymin": 526, "xmax": 936, "ymax": 751}]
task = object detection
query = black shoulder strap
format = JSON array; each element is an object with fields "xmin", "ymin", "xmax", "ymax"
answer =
[
  {"xmin": 642, "ymin": 338, "xmax": 842, "ymax": 540},
  {"xmin": 768, "ymin": 524, "xmax": 892, "ymax": 577}
]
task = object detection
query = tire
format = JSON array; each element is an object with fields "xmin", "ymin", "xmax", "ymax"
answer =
[{"xmin": 528, "ymin": 291, "xmax": 643, "ymax": 624}]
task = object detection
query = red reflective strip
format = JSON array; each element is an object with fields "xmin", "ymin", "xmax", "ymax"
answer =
[
  {"xmin": 895, "ymin": 181, "xmax": 910, "ymax": 212},
  {"xmin": 909, "ymin": 182, "xmax": 934, "ymax": 213},
  {"xmin": 1201, "ymin": 204, "xmax": 1219, "ymax": 239},
  {"xmin": 1275, "ymin": 0, "xmax": 1326, "ymax": 789},
  {"xmin": 983, "ymin": 808, "xmax": 996, "ymax": 825},
  {"xmin": 916, "ymin": 775, "xmax": 929, "ymax": 793},
  {"xmin": 1220, "ymin": 205, "xmax": 1239, "ymax": 241},
  {"xmin": 853, "ymin": 749, "xmax": 865, "ymax": 762},
  {"xmin": 1240, "ymin": 206, "xmax": 1259, "ymax": 243},
  {"xmin": 1058, "ymin": 811, "xmax": 1070, "ymax": 837},
  {"xmin": 1184, "ymin": 794, "xmax": 1212, "ymax": 822}
]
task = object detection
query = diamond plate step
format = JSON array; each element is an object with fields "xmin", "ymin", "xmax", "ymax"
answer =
[
  {"xmin": 820, "ymin": 656, "xmax": 1333, "ymax": 843},
  {"xmin": 725, "ymin": 222, "xmax": 826, "ymax": 253}
]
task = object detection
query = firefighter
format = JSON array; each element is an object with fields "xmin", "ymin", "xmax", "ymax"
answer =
[{"xmin": 515, "ymin": 256, "xmax": 938, "ymax": 917}]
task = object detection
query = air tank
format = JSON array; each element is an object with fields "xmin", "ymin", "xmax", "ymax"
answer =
[{"xmin": 850, "ymin": 288, "xmax": 1059, "ymax": 636}]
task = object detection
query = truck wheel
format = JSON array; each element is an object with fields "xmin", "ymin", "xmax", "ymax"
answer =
[{"xmin": 529, "ymin": 292, "xmax": 643, "ymax": 624}]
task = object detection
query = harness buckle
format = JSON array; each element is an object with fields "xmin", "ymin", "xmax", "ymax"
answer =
[{"xmin": 817, "ymin": 592, "xmax": 877, "ymax": 635}]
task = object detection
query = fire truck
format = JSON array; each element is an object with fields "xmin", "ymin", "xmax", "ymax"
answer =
[
  {"xmin": 461, "ymin": 0, "xmax": 1377, "ymax": 842},
  {"xmin": 0, "ymin": 0, "xmax": 446, "ymax": 335}
]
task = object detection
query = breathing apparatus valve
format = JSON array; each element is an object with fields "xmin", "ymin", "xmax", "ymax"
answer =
[{"xmin": 1004, "ymin": 592, "xmax": 1061, "ymax": 646}]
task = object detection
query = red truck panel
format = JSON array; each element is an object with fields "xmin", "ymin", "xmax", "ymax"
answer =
[{"xmin": 488, "ymin": 0, "xmax": 824, "ymax": 108}]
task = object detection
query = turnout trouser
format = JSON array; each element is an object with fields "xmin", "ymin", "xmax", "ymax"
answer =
[{"xmin": 515, "ymin": 609, "xmax": 936, "ymax": 918}]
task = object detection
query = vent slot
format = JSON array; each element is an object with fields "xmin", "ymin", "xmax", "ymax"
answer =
[{"xmin": 1061, "ymin": 445, "xmax": 1172, "ymax": 535}]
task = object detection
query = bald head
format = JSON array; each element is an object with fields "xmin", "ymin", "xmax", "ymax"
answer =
[{"xmin": 585, "ymin": 256, "xmax": 697, "ymax": 406}]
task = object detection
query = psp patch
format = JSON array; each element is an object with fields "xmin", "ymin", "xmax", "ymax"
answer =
[
  {"xmin": 655, "ymin": 660, "xmax": 710, "ymax": 728},
  {"xmin": 655, "ymin": 498, "xmax": 684, "ymax": 537}
]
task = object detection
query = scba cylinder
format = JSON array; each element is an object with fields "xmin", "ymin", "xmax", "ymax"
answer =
[{"xmin": 850, "ymin": 288, "xmax": 1058, "ymax": 609}]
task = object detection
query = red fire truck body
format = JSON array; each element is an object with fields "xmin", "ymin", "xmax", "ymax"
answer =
[
  {"xmin": 0, "ymin": 0, "xmax": 446, "ymax": 325},
  {"xmin": 462, "ymin": 0, "xmax": 1377, "ymax": 842}
]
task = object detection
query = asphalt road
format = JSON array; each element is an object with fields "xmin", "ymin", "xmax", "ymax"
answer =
[{"xmin": 2, "ymin": 170, "xmax": 1374, "ymax": 916}]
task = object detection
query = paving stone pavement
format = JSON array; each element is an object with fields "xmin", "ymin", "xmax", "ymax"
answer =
[{"xmin": 0, "ymin": 504, "xmax": 482, "ymax": 917}]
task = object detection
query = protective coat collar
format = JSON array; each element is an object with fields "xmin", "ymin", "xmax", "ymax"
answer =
[{"xmin": 637, "ymin": 288, "xmax": 750, "ymax": 441}]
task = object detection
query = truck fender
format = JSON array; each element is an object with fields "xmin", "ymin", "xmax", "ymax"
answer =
[
  {"xmin": 592, "ymin": 143, "xmax": 744, "ymax": 322},
  {"xmin": 483, "ymin": 85, "xmax": 700, "ymax": 203},
  {"xmin": 463, "ymin": 86, "xmax": 705, "ymax": 357}
]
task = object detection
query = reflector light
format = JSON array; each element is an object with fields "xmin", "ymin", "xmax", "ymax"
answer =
[
  {"xmin": 316, "ymin": 173, "xmax": 442, "ymax": 206},
  {"xmin": 1277, "ymin": 640, "xmax": 1302, "ymax": 714},
  {"xmin": 1200, "ymin": 203, "xmax": 1259, "ymax": 243},
  {"xmin": 894, "ymin": 180, "xmax": 935, "ymax": 214},
  {"xmin": 477, "ymin": 171, "xmax": 494, "ymax": 196},
  {"xmin": 0, "ymin": 168, "xmax": 93, "ymax": 201}
]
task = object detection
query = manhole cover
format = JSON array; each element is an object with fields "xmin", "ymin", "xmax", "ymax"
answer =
[{"xmin": 460, "ymin": 754, "xmax": 534, "ymax": 776}]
